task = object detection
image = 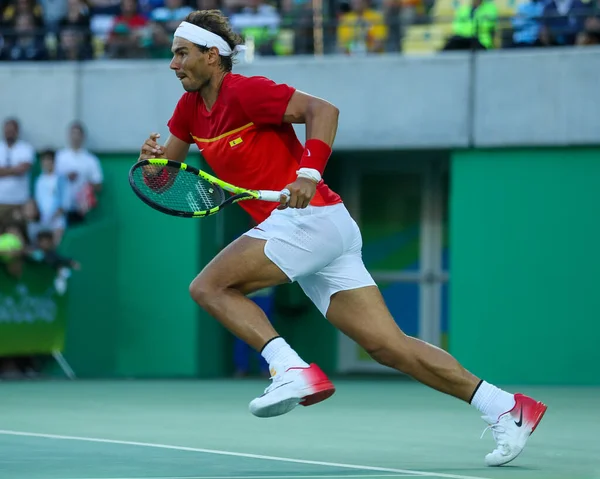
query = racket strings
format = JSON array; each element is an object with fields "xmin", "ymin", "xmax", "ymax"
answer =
[{"xmin": 133, "ymin": 165, "xmax": 224, "ymax": 213}]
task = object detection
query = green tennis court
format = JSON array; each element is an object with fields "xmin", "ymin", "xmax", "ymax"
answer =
[{"xmin": 1, "ymin": 379, "xmax": 598, "ymax": 479}]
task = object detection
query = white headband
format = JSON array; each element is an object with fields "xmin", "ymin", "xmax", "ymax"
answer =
[{"xmin": 174, "ymin": 21, "xmax": 243, "ymax": 57}]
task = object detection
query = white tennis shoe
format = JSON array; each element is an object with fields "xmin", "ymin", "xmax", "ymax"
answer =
[
  {"xmin": 249, "ymin": 363, "xmax": 335, "ymax": 418},
  {"xmin": 481, "ymin": 393, "xmax": 548, "ymax": 466}
]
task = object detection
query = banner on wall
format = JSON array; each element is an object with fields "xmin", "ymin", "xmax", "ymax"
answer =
[{"xmin": 0, "ymin": 264, "xmax": 68, "ymax": 357}]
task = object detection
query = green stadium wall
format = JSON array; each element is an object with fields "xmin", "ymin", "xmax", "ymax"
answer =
[{"xmin": 449, "ymin": 147, "xmax": 600, "ymax": 385}]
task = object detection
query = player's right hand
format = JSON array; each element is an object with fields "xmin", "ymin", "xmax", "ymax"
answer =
[{"xmin": 138, "ymin": 133, "xmax": 165, "ymax": 161}]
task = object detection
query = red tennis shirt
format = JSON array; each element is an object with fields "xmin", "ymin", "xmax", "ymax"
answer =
[{"xmin": 167, "ymin": 73, "xmax": 342, "ymax": 224}]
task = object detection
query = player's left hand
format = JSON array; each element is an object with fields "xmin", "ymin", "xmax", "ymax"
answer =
[{"xmin": 279, "ymin": 177, "xmax": 317, "ymax": 210}]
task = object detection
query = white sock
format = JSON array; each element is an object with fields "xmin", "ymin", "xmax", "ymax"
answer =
[
  {"xmin": 471, "ymin": 380, "xmax": 516, "ymax": 421},
  {"xmin": 261, "ymin": 337, "xmax": 309, "ymax": 370}
]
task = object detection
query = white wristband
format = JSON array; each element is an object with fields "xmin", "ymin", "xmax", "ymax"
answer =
[{"xmin": 296, "ymin": 167, "xmax": 321, "ymax": 183}]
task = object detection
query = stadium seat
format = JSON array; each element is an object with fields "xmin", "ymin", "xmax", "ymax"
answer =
[{"xmin": 402, "ymin": 24, "xmax": 453, "ymax": 54}]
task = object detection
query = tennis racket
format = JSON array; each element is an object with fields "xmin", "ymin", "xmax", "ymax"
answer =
[{"xmin": 129, "ymin": 158, "xmax": 290, "ymax": 218}]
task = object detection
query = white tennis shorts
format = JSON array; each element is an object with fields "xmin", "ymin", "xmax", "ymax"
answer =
[{"xmin": 244, "ymin": 203, "xmax": 376, "ymax": 317}]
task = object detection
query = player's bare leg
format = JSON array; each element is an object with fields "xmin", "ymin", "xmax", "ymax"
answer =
[
  {"xmin": 189, "ymin": 235, "xmax": 288, "ymax": 351},
  {"xmin": 326, "ymin": 285, "xmax": 547, "ymax": 466},
  {"xmin": 327, "ymin": 285, "xmax": 479, "ymax": 400},
  {"xmin": 189, "ymin": 234, "xmax": 335, "ymax": 417}
]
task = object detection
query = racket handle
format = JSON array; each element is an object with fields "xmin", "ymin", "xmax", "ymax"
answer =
[{"xmin": 258, "ymin": 189, "xmax": 290, "ymax": 203}]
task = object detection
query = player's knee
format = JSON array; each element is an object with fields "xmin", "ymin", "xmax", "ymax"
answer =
[{"xmin": 189, "ymin": 276, "xmax": 218, "ymax": 307}]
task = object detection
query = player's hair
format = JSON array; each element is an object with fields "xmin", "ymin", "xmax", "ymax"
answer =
[{"xmin": 184, "ymin": 10, "xmax": 243, "ymax": 72}]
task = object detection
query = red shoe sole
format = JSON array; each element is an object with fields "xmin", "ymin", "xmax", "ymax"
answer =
[
  {"xmin": 530, "ymin": 402, "xmax": 548, "ymax": 434},
  {"xmin": 300, "ymin": 380, "xmax": 336, "ymax": 407}
]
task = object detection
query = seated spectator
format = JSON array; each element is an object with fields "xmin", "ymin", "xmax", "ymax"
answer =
[
  {"xmin": 141, "ymin": 19, "xmax": 172, "ymax": 57},
  {"xmin": 276, "ymin": 0, "xmax": 314, "ymax": 55},
  {"xmin": 539, "ymin": 0, "xmax": 593, "ymax": 46},
  {"xmin": 56, "ymin": 25, "xmax": 92, "ymax": 59},
  {"xmin": 0, "ymin": 12, "xmax": 49, "ymax": 59},
  {"xmin": 88, "ymin": 0, "xmax": 120, "ymax": 50},
  {"xmin": 150, "ymin": 0, "xmax": 192, "ymax": 34},
  {"xmin": 577, "ymin": 17, "xmax": 600, "ymax": 43},
  {"xmin": 38, "ymin": 0, "xmax": 68, "ymax": 32},
  {"xmin": 194, "ymin": 0, "xmax": 231, "ymax": 17},
  {"xmin": 105, "ymin": 0, "xmax": 148, "ymax": 58},
  {"xmin": 34, "ymin": 149, "xmax": 69, "ymax": 246},
  {"xmin": 55, "ymin": 121, "xmax": 102, "ymax": 225},
  {"xmin": 57, "ymin": 0, "xmax": 92, "ymax": 56},
  {"xmin": 510, "ymin": 0, "xmax": 545, "ymax": 47},
  {"xmin": 441, "ymin": 0, "xmax": 498, "ymax": 50},
  {"xmin": 1, "ymin": 0, "xmax": 45, "ymax": 27},
  {"xmin": 22, "ymin": 198, "xmax": 42, "ymax": 245},
  {"xmin": 230, "ymin": 0, "xmax": 281, "ymax": 56},
  {"xmin": 141, "ymin": 0, "xmax": 191, "ymax": 56},
  {"xmin": 0, "ymin": 118, "xmax": 34, "ymax": 229},
  {"xmin": 29, "ymin": 229, "xmax": 80, "ymax": 294},
  {"xmin": 337, "ymin": 0, "xmax": 388, "ymax": 54}
]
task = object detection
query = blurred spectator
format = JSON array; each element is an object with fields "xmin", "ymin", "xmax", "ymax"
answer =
[
  {"xmin": 88, "ymin": 0, "xmax": 120, "ymax": 51},
  {"xmin": 38, "ymin": 0, "xmax": 68, "ymax": 32},
  {"xmin": 57, "ymin": 25, "xmax": 91, "ymax": 58},
  {"xmin": 150, "ymin": 0, "xmax": 192, "ymax": 34},
  {"xmin": 195, "ymin": 0, "xmax": 230, "ymax": 16},
  {"xmin": 55, "ymin": 121, "xmax": 102, "ymax": 225},
  {"xmin": 57, "ymin": 0, "xmax": 92, "ymax": 57},
  {"xmin": 29, "ymin": 229, "xmax": 80, "ymax": 292},
  {"xmin": 230, "ymin": 0, "xmax": 281, "ymax": 55},
  {"xmin": 105, "ymin": 0, "xmax": 147, "ymax": 58},
  {"xmin": 276, "ymin": 0, "xmax": 314, "ymax": 55},
  {"xmin": 510, "ymin": 0, "xmax": 545, "ymax": 47},
  {"xmin": 1, "ymin": 0, "xmax": 45, "ymax": 27},
  {"xmin": 442, "ymin": 0, "xmax": 497, "ymax": 50},
  {"xmin": 336, "ymin": 0, "xmax": 388, "ymax": 54},
  {"xmin": 0, "ymin": 118, "xmax": 34, "ymax": 229},
  {"xmin": 141, "ymin": 0, "xmax": 191, "ymax": 56},
  {"xmin": 577, "ymin": 15, "xmax": 600, "ymax": 43},
  {"xmin": 539, "ymin": 0, "xmax": 594, "ymax": 46},
  {"xmin": 33, "ymin": 149, "xmax": 69, "ymax": 246},
  {"xmin": 0, "ymin": 12, "xmax": 49, "ymax": 59}
]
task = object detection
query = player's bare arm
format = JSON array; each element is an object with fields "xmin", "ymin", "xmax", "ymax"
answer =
[{"xmin": 279, "ymin": 91, "xmax": 339, "ymax": 210}]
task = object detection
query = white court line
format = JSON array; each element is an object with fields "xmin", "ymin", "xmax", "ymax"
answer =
[{"xmin": 0, "ymin": 430, "xmax": 492, "ymax": 479}]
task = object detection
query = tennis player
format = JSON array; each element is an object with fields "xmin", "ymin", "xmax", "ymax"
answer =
[{"xmin": 137, "ymin": 10, "xmax": 546, "ymax": 467}]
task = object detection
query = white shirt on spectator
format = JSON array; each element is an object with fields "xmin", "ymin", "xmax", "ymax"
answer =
[
  {"xmin": 0, "ymin": 140, "xmax": 35, "ymax": 205},
  {"xmin": 55, "ymin": 147, "xmax": 103, "ymax": 211},
  {"xmin": 35, "ymin": 172, "xmax": 69, "ymax": 230}
]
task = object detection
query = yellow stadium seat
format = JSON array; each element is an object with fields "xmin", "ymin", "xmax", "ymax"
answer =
[{"xmin": 402, "ymin": 24, "xmax": 453, "ymax": 54}]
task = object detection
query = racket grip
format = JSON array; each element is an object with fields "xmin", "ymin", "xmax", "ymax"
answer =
[{"xmin": 259, "ymin": 189, "xmax": 290, "ymax": 203}]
